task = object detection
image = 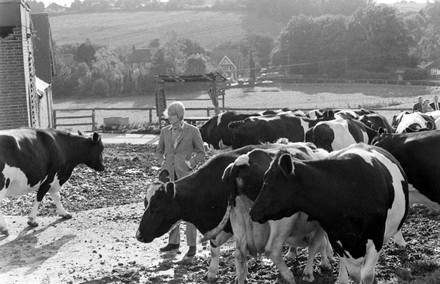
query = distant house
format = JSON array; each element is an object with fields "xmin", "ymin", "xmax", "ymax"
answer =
[
  {"xmin": 217, "ymin": 55, "xmax": 237, "ymax": 81},
  {"xmin": 45, "ymin": 3, "xmax": 66, "ymax": 13},
  {"xmin": 129, "ymin": 45, "xmax": 152, "ymax": 69},
  {"xmin": 423, "ymin": 60, "xmax": 440, "ymax": 80}
]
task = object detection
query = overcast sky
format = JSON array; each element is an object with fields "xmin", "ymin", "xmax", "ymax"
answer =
[{"xmin": 40, "ymin": 0, "xmax": 428, "ymax": 8}]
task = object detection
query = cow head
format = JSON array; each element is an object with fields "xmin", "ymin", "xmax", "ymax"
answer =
[
  {"xmin": 85, "ymin": 132, "xmax": 105, "ymax": 171},
  {"xmin": 250, "ymin": 149, "xmax": 301, "ymax": 224},
  {"xmin": 136, "ymin": 180, "xmax": 180, "ymax": 243},
  {"xmin": 222, "ymin": 149, "xmax": 274, "ymax": 204}
]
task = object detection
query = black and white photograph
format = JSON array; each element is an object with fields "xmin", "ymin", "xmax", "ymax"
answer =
[{"xmin": 1, "ymin": 0, "xmax": 440, "ymax": 283}]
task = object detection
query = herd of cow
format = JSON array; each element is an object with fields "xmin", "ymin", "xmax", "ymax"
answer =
[{"xmin": 1, "ymin": 107, "xmax": 440, "ymax": 283}]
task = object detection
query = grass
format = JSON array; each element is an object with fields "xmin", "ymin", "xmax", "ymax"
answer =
[
  {"xmin": 53, "ymin": 83, "xmax": 440, "ymax": 132},
  {"xmin": 49, "ymin": 11, "xmax": 286, "ymax": 49}
]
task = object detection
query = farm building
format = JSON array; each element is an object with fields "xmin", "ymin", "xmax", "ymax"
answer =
[
  {"xmin": 129, "ymin": 45, "xmax": 152, "ymax": 69},
  {"xmin": 217, "ymin": 55, "xmax": 237, "ymax": 81},
  {"xmin": 423, "ymin": 60, "xmax": 440, "ymax": 80},
  {"xmin": 0, "ymin": 0, "xmax": 54, "ymax": 130}
]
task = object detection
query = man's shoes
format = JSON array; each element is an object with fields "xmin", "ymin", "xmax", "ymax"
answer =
[
  {"xmin": 185, "ymin": 246, "xmax": 196, "ymax": 257},
  {"xmin": 159, "ymin": 243, "xmax": 180, "ymax": 252}
]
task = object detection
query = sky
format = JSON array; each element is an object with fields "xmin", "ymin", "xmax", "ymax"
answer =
[{"xmin": 40, "ymin": 0, "xmax": 429, "ymax": 8}]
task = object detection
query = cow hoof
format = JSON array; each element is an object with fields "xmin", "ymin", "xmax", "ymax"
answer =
[
  {"xmin": 203, "ymin": 273, "xmax": 217, "ymax": 282},
  {"xmin": 61, "ymin": 214, "xmax": 73, "ymax": 220},
  {"xmin": 302, "ymin": 274, "xmax": 315, "ymax": 282},
  {"xmin": 27, "ymin": 220, "xmax": 39, "ymax": 228}
]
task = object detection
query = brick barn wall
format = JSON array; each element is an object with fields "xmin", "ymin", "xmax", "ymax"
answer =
[{"xmin": 0, "ymin": 0, "xmax": 37, "ymax": 130}]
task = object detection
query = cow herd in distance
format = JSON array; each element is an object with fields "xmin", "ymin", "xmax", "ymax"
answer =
[{"xmin": 1, "ymin": 106, "xmax": 440, "ymax": 283}]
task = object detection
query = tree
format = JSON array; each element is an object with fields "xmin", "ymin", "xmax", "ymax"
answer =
[
  {"xmin": 76, "ymin": 39, "xmax": 96, "ymax": 67},
  {"xmin": 346, "ymin": 5, "xmax": 413, "ymax": 72},
  {"xmin": 92, "ymin": 47, "xmax": 125, "ymax": 96},
  {"xmin": 184, "ymin": 54, "xmax": 207, "ymax": 75}
]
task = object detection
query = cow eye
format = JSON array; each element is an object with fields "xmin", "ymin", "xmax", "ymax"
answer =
[
  {"xmin": 144, "ymin": 198, "xmax": 148, "ymax": 208},
  {"xmin": 151, "ymin": 202, "xmax": 160, "ymax": 212}
]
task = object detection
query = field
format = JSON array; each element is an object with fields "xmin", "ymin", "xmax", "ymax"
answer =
[
  {"xmin": 53, "ymin": 83, "xmax": 440, "ymax": 132},
  {"xmin": 49, "ymin": 11, "xmax": 285, "ymax": 49}
]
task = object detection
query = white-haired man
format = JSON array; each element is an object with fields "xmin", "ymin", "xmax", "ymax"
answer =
[{"xmin": 155, "ymin": 101, "xmax": 205, "ymax": 257}]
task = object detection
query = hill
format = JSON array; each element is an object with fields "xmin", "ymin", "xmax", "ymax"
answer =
[{"xmin": 49, "ymin": 11, "xmax": 286, "ymax": 49}]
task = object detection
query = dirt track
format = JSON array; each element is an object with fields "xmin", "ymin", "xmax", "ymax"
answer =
[{"xmin": 0, "ymin": 203, "xmax": 218, "ymax": 284}]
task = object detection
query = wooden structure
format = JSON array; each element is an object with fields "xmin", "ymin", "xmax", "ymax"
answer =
[{"xmin": 154, "ymin": 73, "xmax": 227, "ymax": 127}]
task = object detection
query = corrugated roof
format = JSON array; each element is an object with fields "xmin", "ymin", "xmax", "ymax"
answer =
[{"xmin": 155, "ymin": 72, "xmax": 227, "ymax": 83}]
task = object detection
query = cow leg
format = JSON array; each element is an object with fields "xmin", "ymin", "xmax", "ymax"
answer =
[
  {"xmin": 319, "ymin": 235, "xmax": 333, "ymax": 269},
  {"xmin": 0, "ymin": 191, "xmax": 9, "ymax": 235},
  {"xmin": 205, "ymin": 244, "xmax": 220, "ymax": 282},
  {"xmin": 268, "ymin": 237, "xmax": 296, "ymax": 284},
  {"xmin": 393, "ymin": 230, "xmax": 406, "ymax": 248},
  {"xmin": 205, "ymin": 232, "xmax": 232, "ymax": 282},
  {"xmin": 302, "ymin": 228, "xmax": 326, "ymax": 282},
  {"xmin": 28, "ymin": 180, "xmax": 53, "ymax": 227},
  {"xmin": 48, "ymin": 185, "xmax": 71, "ymax": 219},
  {"xmin": 360, "ymin": 244, "xmax": 380, "ymax": 284},
  {"xmin": 234, "ymin": 237, "xmax": 248, "ymax": 284},
  {"xmin": 337, "ymin": 258, "xmax": 350, "ymax": 284}
]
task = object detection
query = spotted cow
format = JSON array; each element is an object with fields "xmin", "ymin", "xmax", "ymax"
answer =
[
  {"xmin": 250, "ymin": 143, "xmax": 409, "ymax": 284},
  {"xmin": 228, "ymin": 113, "xmax": 334, "ymax": 149},
  {"xmin": 373, "ymin": 130, "xmax": 440, "ymax": 210},
  {"xmin": 219, "ymin": 143, "xmax": 332, "ymax": 283},
  {"xmin": 0, "ymin": 128, "xmax": 105, "ymax": 235},
  {"xmin": 305, "ymin": 118, "xmax": 377, "ymax": 152}
]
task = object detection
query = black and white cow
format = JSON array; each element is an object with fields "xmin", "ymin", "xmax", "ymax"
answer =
[
  {"xmin": 305, "ymin": 118, "xmax": 376, "ymax": 152},
  {"xmin": 220, "ymin": 143, "xmax": 332, "ymax": 283},
  {"xmin": 136, "ymin": 145, "xmax": 260, "ymax": 281},
  {"xmin": 228, "ymin": 113, "xmax": 334, "ymax": 149},
  {"xmin": 250, "ymin": 143, "xmax": 409, "ymax": 284},
  {"xmin": 392, "ymin": 111, "xmax": 436, "ymax": 133},
  {"xmin": 0, "ymin": 128, "xmax": 105, "ymax": 235},
  {"xmin": 199, "ymin": 111, "xmax": 264, "ymax": 149},
  {"xmin": 359, "ymin": 113, "xmax": 395, "ymax": 134},
  {"xmin": 373, "ymin": 130, "xmax": 440, "ymax": 210}
]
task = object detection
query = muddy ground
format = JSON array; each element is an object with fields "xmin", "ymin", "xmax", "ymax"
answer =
[{"xmin": 1, "ymin": 144, "xmax": 440, "ymax": 283}]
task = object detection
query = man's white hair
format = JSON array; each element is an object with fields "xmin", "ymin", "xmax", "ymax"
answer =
[{"xmin": 164, "ymin": 101, "xmax": 185, "ymax": 120}]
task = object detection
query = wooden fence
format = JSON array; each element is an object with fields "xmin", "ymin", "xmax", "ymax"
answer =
[{"xmin": 53, "ymin": 106, "xmax": 414, "ymax": 132}]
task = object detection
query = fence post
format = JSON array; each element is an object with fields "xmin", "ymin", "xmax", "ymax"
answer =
[
  {"xmin": 149, "ymin": 109, "xmax": 152, "ymax": 123},
  {"xmin": 52, "ymin": 110, "xmax": 57, "ymax": 129},
  {"xmin": 91, "ymin": 109, "xmax": 96, "ymax": 131}
]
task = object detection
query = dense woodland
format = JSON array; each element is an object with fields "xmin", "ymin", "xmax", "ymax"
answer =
[{"xmin": 27, "ymin": 0, "xmax": 440, "ymax": 98}]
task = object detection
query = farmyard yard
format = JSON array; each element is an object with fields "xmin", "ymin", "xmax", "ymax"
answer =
[{"xmin": 2, "ymin": 84, "xmax": 440, "ymax": 283}]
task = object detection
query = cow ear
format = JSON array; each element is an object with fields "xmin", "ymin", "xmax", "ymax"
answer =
[
  {"xmin": 78, "ymin": 130, "xmax": 83, "ymax": 136},
  {"xmin": 92, "ymin": 132, "xmax": 101, "ymax": 143},
  {"xmin": 427, "ymin": 121, "xmax": 435, "ymax": 130},
  {"xmin": 378, "ymin": 127, "xmax": 385, "ymax": 135},
  {"xmin": 166, "ymin": 182, "xmax": 176, "ymax": 198},
  {"xmin": 278, "ymin": 153, "xmax": 294, "ymax": 178},
  {"xmin": 159, "ymin": 169, "xmax": 170, "ymax": 183},
  {"xmin": 327, "ymin": 110, "xmax": 335, "ymax": 119}
]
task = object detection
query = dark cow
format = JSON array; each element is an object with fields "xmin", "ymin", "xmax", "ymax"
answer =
[
  {"xmin": 0, "ymin": 128, "xmax": 105, "ymax": 235},
  {"xmin": 135, "ymin": 143, "xmax": 325, "ymax": 282},
  {"xmin": 136, "ymin": 145, "xmax": 260, "ymax": 281},
  {"xmin": 250, "ymin": 143, "xmax": 409, "ymax": 284},
  {"xmin": 392, "ymin": 111, "xmax": 436, "ymax": 133},
  {"xmin": 359, "ymin": 113, "xmax": 395, "ymax": 134},
  {"xmin": 305, "ymin": 118, "xmax": 377, "ymax": 152},
  {"xmin": 200, "ymin": 111, "xmax": 264, "ymax": 149},
  {"xmin": 220, "ymin": 143, "xmax": 332, "ymax": 283},
  {"xmin": 228, "ymin": 113, "xmax": 334, "ymax": 149},
  {"xmin": 373, "ymin": 130, "xmax": 440, "ymax": 210}
]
